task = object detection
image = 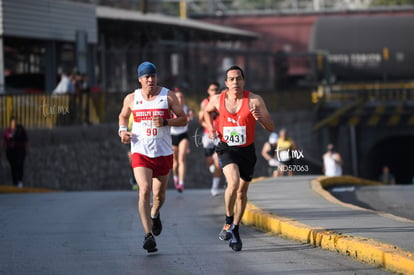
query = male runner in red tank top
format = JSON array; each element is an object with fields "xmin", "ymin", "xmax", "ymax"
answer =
[{"xmin": 203, "ymin": 65, "xmax": 275, "ymax": 251}]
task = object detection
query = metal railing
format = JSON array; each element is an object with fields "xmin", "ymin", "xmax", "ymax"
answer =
[
  {"xmin": 312, "ymin": 82, "xmax": 414, "ymax": 104},
  {"xmin": 0, "ymin": 93, "xmax": 105, "ymax": 129}
]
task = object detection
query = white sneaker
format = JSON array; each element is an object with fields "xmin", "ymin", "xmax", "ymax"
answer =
[{"xmin": 210, "ymin": 188, "xmax": 219, "ymax": 196}]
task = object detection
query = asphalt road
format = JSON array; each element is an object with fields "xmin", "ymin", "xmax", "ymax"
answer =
[{"xmin": 0, "ymin": 190, "xmax": 393, "ymax": 275}]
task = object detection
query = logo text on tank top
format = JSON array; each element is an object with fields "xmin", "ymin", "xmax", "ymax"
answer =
[{"xmin": 132, "ymin": 109, "xmax": 168, "ymax": 139}]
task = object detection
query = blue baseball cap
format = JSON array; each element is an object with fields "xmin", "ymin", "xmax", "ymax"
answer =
[{"xmin": 137, "ymin": 62, "xmax": 157, "ymax": 78}]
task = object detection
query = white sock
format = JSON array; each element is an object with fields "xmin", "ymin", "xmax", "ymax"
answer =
[
  {"xmin": 179, "ymin": 180, "xmax": 184, "ymax": 187},
  {"xmin": 212, "ymin": 177, "xmax": 220, "ymax": 189}
]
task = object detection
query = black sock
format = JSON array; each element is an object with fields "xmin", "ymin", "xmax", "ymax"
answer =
[
  {"xmin": 145, "ymin": 233, "xmax": 153, "ymax": 239},
  {"xmin": 225, "ymin": 215, "xmax": 234, "ymax": 225},
  {"xmin": 232, "ymin": 224, "xmax": 239, "ymax": 232}
]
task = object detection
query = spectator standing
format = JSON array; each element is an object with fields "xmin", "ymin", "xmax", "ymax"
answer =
[
  {"xmin": 261, "ymin": 132, "xmax": 279, "ymax": 177},
  {"xmin": 322, "ymin": 144, "xmax": 343, "ymax": 177},
  {"xmin": 379, "ymin": 165, "xmax": 396, "ymax": 185},
  {"xmin": 53, "ymin": 71, "xmax": 74, "ymax": 94},
  {"xmin": 276, "ymin": 128, "xmax": 297, "ymax": 176},
  {"xmin": 80, "ymin": 73, "xmax": 91, "ymax": 124},
  {"xmin": 1, "ymin": 116, "xmax": 29, "ymax": 188}
]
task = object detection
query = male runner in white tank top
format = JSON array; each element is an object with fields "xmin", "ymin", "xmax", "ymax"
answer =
[{"xmin": 118, "ymin": 62, "xmax": 187, "ymax": 253}]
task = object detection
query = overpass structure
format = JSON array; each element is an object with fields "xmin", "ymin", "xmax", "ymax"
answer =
[{"xmin": 313, "ymin": 82, "xmax": 414, "ymax": 184}]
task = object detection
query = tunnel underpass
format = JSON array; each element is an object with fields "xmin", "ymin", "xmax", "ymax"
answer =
[{"xmin": 364, "ymin": 136, "xmax": 414, "ymax": 184}]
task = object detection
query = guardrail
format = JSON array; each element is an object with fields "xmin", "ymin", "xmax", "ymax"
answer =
[
  {"xmin": 0, "ymin": 93, "xmax": 105, "ymax": 129},
  {"xmin": 312, "ymin": 82, "xmax": 414, "ymax": 104}
]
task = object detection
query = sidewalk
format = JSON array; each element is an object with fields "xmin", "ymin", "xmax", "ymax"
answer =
[{"xmin": 243, "ymin": 175, "xmax": 414, "ymax": 275}]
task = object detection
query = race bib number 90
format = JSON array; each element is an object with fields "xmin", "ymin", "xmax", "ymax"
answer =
[
  {"xmin": 223, "ymin": 126, "xmax": 246, "ymax": 146},
  {"xmin": 138, "ymin": 120, "xmax": 160, "ymax": 139}
]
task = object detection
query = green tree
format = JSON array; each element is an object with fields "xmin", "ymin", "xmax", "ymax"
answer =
[{"xmin": 370, "ymin": 0, "xmax": 414, "ymax": 5}]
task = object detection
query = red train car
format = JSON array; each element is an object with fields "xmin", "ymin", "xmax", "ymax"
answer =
[{"xmin": 203, "ymin": 9, "xmax": 414, "ymax": 83}]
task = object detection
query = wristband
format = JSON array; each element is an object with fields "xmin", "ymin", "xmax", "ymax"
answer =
[
  {"xmin": 118, "ymin": 125, "xmax": 127, "ymax": 135},
  {"xmin": 163, "ymin": 118, "xmax": 168, "ymax": 126}
]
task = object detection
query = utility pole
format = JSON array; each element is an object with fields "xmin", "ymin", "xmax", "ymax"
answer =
[
  {"xmin": 180, "ymin": 0, "xmax": 187, "ymax": 19},
  {"xmin": 313, "ymin": 0, "xmax": 320, "ymax": 10},
  {"xmin": 141, "ymin": 0, "xmax": 148, "ymax": 14}
]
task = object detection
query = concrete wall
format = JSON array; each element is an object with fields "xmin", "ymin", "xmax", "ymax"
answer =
[
  {"xmin": 1, "ymin": 123, "xmax": 128, "ymax": 190},
  {"xmin": 0, "ymin": 111, "xmax": 320, "ymax": 190}
]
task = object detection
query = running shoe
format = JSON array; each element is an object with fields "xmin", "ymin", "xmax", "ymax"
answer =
[
  {"xmin": 151, "ymin": 213, "xmax": 162, "ymax": 236},
  {"xmin": 143, "ymin": 233, "xmax": 158, "ymax": 253},
  {"xmin": 218, "ymin": 223, "xmax": 232, "ymax": 241},
  {"xmin": 173, "ymin": 178, "xmax": 179, "ymax": 189},
  {"xmin": 210, "ymin": 188, "xmax": 219, "ymax": 197},
  {"xmin": 229, "ymin": 229, "xmax": 242, "ymax": 252},
  {"xmin": 176, "ymin": 184, "xmax": 184, "ymax": 193},
  {"xmin": 129, "ymin": 176, "xmax": 137, "ymax": 186}
]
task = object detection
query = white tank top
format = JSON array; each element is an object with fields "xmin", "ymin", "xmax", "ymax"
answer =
[
  {"xmin": 323, "ymin": 153, "xmax": 343, "ymax": 176},
  {"xmin": 170, "ymin": 104, "xmax": 189, "ymax": 135},
  {"xmin": 130, "ymin": 87, "xmax": 172, "ymax": 157}
]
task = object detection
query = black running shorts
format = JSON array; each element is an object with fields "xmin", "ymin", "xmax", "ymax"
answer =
[
  {"xmin": 215, "ymin": 142, "xmax": 257, "ymax": 182},
  {"xmin": 171, "ymin": 132, "xmax": 189, "ymax": 146},
  {"xmin": 204, "ymin": 147, "xmax": 215, "ymax": 157}
]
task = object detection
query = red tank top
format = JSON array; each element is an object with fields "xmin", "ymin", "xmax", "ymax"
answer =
[{"xmin": 217, "ymin": 90, "xmax": 256, "ymax": 147}]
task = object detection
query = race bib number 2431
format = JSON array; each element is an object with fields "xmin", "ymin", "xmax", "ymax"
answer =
[{"xmin": 223, "ymin": 126, "xmax": 246, "ymax": 146}]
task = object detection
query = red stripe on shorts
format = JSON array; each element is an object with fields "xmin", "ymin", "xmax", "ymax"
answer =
[{"xmin": 131, "ymin": 153, "xmax": 173, "ymax": 177}]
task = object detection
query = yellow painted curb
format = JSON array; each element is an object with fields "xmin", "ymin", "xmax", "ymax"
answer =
[
  {"xmin": 243, "ymin": 176, "xmax": 414, "ymax": 275},
  {"xmin": 314, "ymin": 175, "xmax": 381, "ymax": 188}
]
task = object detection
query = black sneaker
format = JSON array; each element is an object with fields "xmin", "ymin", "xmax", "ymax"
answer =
[
  {"xmin": 151, "ymin": 213, "xmax": 162, "ymax": 236},
  {"xmin": 218, "ymin": 223, "xmax": 232, "ymax": 241},
  {"xmin": 229, "ymin": 229, "xmax": 242, "ymax": 252},
  {"xmin": 143, "ymin": 233, "xmax": 158, "ymax": 253},
  {"xmin": 176, "ymin": 184, "xmax": 184, "ymax": 193}
]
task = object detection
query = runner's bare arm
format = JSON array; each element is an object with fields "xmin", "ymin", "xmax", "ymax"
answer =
[
  {"xmin": 335, "ymin": 153, "xmax": 343, "ymax": 166},
  {"xmin": 118, "ymin": 93, "xmax": 133, "ymax": 142},
  {"xmin": 203, "ymin": 94, "xmax": 220, "ymax": 138},
  {"xmin": 291, "ymin": 140, "xmax": 298, "ymax": 151},
  {"xmin": 249, "ymin": 94, "xmax": 275, "ymax": 132},
  {"xmin": 261, "ymin": 142, "xmax": 272, "ymax": 161},
  {"xmin": 198, "ymin": 100, "xmax": 208, "ymax": 128},
  {"xmin": 166, "ymin": 90, "xmax": 187, "ymax": 127},
  {"xmin": 119, "ymin": 94, "xmax": 133, "ymax": 126}
]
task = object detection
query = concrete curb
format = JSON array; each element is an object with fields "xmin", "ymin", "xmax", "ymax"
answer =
[
  {"xmin": 312, "ymin": 175, "xmax": 414, "ymax": 223},
  {"xmin": 0, "ymin": 185, "xmax": 57, "ymax": 193},
  {"xmin": 242, "ymin": 176, "xmax": 414, "ymax": 275}
]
